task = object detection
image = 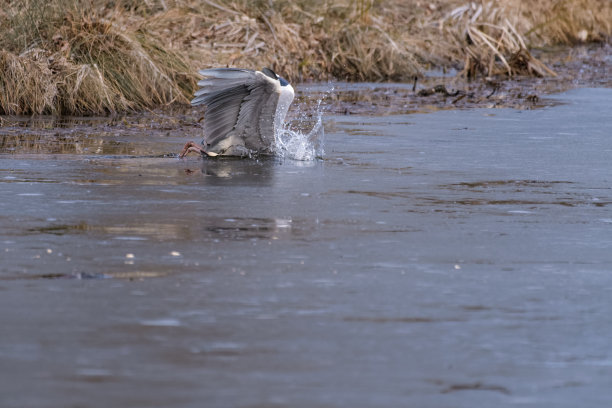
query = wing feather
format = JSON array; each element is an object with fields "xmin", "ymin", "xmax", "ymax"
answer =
[{"xmin": 234, "ymin": 73, "xmax": 280, "ymax": 152}]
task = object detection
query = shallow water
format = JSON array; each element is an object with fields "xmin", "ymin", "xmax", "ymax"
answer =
[{"xmin": 1, "ymin": 87, "xmax": 612, "ymax": 407}]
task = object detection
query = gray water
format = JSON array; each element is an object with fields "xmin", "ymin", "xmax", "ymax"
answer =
[{"xmin": 1, "ymin": 88, "xmax": 612, "ymax": 407}]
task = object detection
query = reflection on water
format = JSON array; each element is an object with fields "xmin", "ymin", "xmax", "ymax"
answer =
[
  {"xmin": 199, "ymin": 217, "xmax": 297, "ymax": 241},
  {"xmin": 0, "ymin": 115, "xmax": 124, "ymax": 129},
  {"xmin": 195, "ymin": 159, "xmax": 277, "ymax": 186},
  {"xmin": 28, "ymin": 217, "xmax": 300, "ymax": 242},
  {"xmin": 0, "ymin": 111, "xmax": 198, "ymax": 157},
  {"xmin": 2, "ymin": 270, "xmax": 170, "ymax": 281},
  {"xmin": 0, "ymin": 132, "xmax": 119, "ymax": 155}
]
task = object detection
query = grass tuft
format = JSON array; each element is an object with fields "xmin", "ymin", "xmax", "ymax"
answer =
[{"xmin": 0, "ymin": 0, "xmax": 196, "ymax": 115}]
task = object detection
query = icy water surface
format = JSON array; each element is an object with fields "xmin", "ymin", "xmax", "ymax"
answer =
[{"xmin": 1, "ymin": 88, "xmax": 612, "ymax": 407}]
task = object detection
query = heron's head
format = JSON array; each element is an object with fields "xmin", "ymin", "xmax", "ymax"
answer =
[
  {"xmin": 278, "ymin": 76, "xmax": 290, "ymax": 87},
  {"xmin": 262, "ymin": 67, "xmax": 290, "ymax": 87}
]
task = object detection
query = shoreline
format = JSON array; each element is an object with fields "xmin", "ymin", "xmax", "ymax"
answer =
[{"xmin": 2, "ymin": 43, "xmax": 609, "ymax": 127}]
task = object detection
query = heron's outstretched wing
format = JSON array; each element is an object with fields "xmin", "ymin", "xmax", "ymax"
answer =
[{"xmin": 191, "ymin": 68, "xmax": 285, "ymax": 154}]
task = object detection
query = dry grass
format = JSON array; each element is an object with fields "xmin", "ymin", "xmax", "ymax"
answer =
[
  {"xmin": 433, "ymin": 0, "xmax": 611, "ymax": 77},
  {"xmin": 0, "ymin": 0, "xmax": 610, "ymax": 115},
  {"xmin": 435, "ymin": 2, "xmax": 559, "ymax": 77},
  {"xmin": 0, "ymin": 0, "xmax": 196, "ymax": 115}
]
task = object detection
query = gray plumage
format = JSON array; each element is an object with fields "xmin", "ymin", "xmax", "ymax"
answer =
[{"xmin": 190, "ymin": 68, "xmax": 295, "ymax": 157}]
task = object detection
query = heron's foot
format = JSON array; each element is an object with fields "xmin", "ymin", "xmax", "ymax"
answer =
[{"xmin": 179, "ymin": 141, "xmax": 206, "ymax": 159}]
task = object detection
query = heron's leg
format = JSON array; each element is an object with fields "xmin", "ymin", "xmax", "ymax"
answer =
[{"xmin": 179, "ymin": 141, "xmax": 206, "ymax": 159}]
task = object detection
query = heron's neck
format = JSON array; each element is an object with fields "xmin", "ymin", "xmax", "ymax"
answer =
[{"xmin": 274, "ymin": 84, "xmax": 295, "ymax": 134}]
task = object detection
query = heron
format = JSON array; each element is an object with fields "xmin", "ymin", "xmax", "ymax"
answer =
[{"xmin": 179, "ymin": 67, "xmax": 295, "ymax": 158}]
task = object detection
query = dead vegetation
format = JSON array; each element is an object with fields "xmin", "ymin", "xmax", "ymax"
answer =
[
  {"xmin": 0, "ymin": 0, "xmax": 610, "ymax": 115},
  {"xmin": 0, "ymin": 0, "xmax": 197, "ymax": 115}
]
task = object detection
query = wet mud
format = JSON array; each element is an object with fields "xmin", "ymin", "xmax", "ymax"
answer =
[{"xmin": 316, "ymin": 43, "xmax": 612, "ymax": 116}]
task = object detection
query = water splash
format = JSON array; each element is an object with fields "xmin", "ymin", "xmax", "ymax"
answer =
[
  {"xmin": 276, "ymin": 117, "xmax": 324, "ymax": 161},
  {"xmin": 274, "ymin": 86, "xmax": 332, "ymax": 161}
]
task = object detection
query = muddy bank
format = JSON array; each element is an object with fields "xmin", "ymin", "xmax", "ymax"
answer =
[{"xmin": 319, "ymin": 43, "xmax": 612, "ymax": 116}]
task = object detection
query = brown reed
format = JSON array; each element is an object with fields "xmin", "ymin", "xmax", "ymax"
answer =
[{"xmin": 0, "ymin": 0, "xmax": 610, "ymax": 115}]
